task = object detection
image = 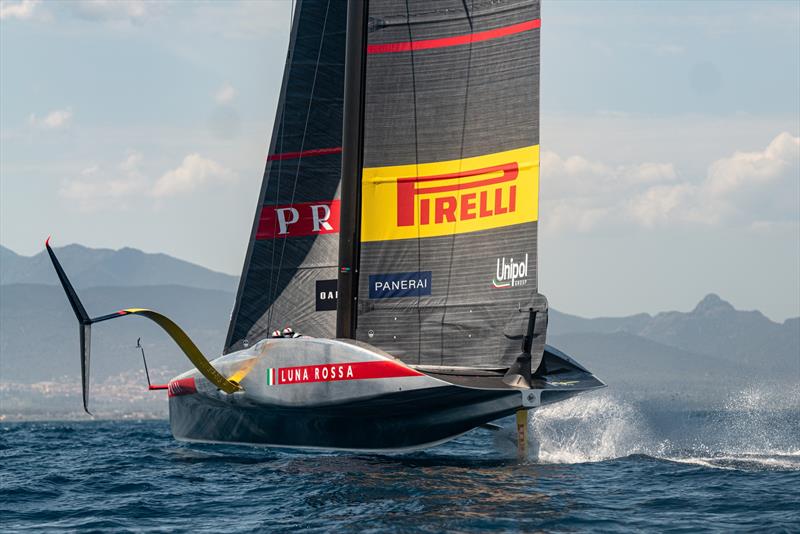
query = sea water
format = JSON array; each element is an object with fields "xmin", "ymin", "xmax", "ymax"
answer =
[{"xmin": 2, "ymin": 387, "xmax": 798, "ymax": 532}]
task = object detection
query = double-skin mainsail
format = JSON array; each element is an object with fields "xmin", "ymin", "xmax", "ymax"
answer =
[
  {"xmin": 47, "ymin": 0, "xmax": 604, "ymax": 450},
  {"xmin": 228, "ymin": 0, "xmax": 548, "ymax": 374}
]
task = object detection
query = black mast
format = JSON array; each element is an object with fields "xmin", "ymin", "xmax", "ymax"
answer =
[{"xmin": 336, "ymin": 0, "xmax": 368, "ymax": 339}]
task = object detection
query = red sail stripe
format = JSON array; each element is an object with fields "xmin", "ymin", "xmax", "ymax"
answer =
[
  {"xmin": 267, "ymin": 146, "xmax": 342, "ymax": 161},
  {"xmin": 367, "ymin": 19, "xmax": 540, "ymax": 54}
]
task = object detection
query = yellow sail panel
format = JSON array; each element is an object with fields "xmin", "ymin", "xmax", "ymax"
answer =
[{"xmin": 361, "ymin": 145, "xmax": 539, "ymax": 242}]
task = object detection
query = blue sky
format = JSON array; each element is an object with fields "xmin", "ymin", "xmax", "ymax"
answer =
[{"xmin": 1, "ymin": 0, "xmax": 798, "ymax": 320}]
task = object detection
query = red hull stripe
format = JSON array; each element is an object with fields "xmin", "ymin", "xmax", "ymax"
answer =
[
  {"xmin": 367, "ymin": 19, "xmax": 540, "ymax": 55},
  {"xmin": 267, "ymin": 147, "xmax": 342, "ymax": 161},
  {"xmin": 271, "ymin": 360, "xmax": 423, "ymax": 386}
]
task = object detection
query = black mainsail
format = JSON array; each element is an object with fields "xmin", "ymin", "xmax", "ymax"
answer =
[
  {"xmin": 352, "ymin": 0, "xmax": 546, "ymax": 368},
  {"xmin": 225, "ymin": 0, "xmax": 347, "ymax": 353}
]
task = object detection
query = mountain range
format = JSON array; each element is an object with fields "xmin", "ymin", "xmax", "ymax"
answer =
[
  {"xmin": 550, "ymin": 294, "xmax": 799, "ymax": 378},
  {"xmin": 0, "ymin": 244, "xmax": 236, "ymax": 292},
  {"xmin": 1, "ymin": 244, "xmax": 797, "ymax": 415}
]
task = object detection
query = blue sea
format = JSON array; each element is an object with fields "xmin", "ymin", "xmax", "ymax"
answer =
[{"xmin": 2, "ymin": 391, "xmax": 799, "ymax": 533}]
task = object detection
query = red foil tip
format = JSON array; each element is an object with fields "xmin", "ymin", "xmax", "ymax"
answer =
[{"xmin": 167, "ymin": 377, "xmax": 197, "ymax": 397}]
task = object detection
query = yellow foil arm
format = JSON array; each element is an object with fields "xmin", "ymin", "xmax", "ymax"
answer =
[{"xmin": 122, "ymin": 308, "xmax": 241, "ymax": 394}]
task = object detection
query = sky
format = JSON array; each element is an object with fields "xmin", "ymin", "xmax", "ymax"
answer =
[{"xmin": 1, "ymin": 0, "xmax": 798, "ymax": 321}]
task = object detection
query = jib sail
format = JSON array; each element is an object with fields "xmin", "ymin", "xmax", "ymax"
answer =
[
  {"xmin": 225, "ymin": 0, "xmax": 347, "ymax": 353},
  {"xmin": 354, "ymin": 0, "xmax": 546, "ymax": 367}
]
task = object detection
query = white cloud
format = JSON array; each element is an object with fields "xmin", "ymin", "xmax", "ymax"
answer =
[
  {"xmin": 2, "ymin": 0, "xmax": 158, "ymax": 24},
  {"xmin": 0, "ymin": 0, "xmax": 39, "ymax": 20},
  {"xmin": 626, "ymin": 183, "xmax": 702, "ymax": 227},
  {"xmin": 215, "ymin": 82, "xmax": 237, "ymax": 104},
  {"xmin": 629, "ymin": 132, "xmax": 799, "ymax": 227},
  {"xmin": 61, "ymin": 152, "xmax": 236, "ymax": 211},
  {"xmin": 152, "ymin": 153, "xmax": 236, "ymax": 197},
  {"xmin": 541, "ymin": 150, "xmax": 678, "ymax": 232},
  {"xmin": 655, "ymin": 43, "xmax": 686, "ymax": 56},
  {"xmin": 547, "ymin": 199, "xmax": 612, "ymax": 234},
  {"xmin": 61, "ymin": 151, "xmax": 148, "ymax": 211},
  {"xmin": 541, "ymin": 151, "xmax": 677, "ymax": 232},
  {"xmin": 706, "ymin": 132, "xmax": 798, "ymax": 195},
  {"xmin": 28, "ymin": 108, "xmax": 73, "ymax": 129},
  {"xmin": 542, "ymin": 132, "xmax": 799, "ymax": 232},
  {"xmin": 542, "ymin": 151, "xmax": 677, "ymax": 199},
  {"xmin": 80, "ymin": 164, "xmax": 99, "ymax": 176},
  {"xmin": 64, "ymin": 0, "xmax": 151, "ymax": 23}
]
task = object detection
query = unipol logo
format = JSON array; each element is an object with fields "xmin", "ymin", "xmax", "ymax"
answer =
[
  {"xmin": 396, "ymin": 162, "xmax": 518, "ymax": 228},
  {"xmin": 492, "ymin": 253, "xmax": 528, "ymax": 289},
  {"xmin": 256, "ymin": 200, "xmax": 340, "ymax": 239}
]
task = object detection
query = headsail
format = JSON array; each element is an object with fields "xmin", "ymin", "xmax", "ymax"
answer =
[
  {"xmin": 354, "ymin": 0, "xmax": 546, "ymax": 368},
  {"xmin": 225, "ymin": 0, "xmax": 347, "ymax": 353}
]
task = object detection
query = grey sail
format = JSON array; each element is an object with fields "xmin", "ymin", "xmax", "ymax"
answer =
[
  {"xmin": 354, "ymin": 0, "xmax": 547, "ymax": 368},
  {"xmin": 225, "ymin": 0, "xmax": 347, "ymax": 353}
]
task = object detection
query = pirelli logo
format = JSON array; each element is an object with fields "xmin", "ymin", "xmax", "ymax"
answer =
[{"xmin": 361, "ymin": 146, "xmax": 539, "ymax": 241}]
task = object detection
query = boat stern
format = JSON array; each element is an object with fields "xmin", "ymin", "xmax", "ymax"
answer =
[{"xmin": 532, "ymin": 344, "xmax": 606, "ymax": 406}]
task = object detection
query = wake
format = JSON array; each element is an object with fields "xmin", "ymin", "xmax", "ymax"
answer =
[{"xmin": 527, "ymin": 385, "xmax": 800, "ymax": 470}]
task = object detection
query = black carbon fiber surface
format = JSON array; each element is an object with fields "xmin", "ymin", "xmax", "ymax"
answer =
[
  {"xmin": 357, "ymin": 0, "xmax": 543, "ymax": 366},
  {"xmin": 226, "ymin": 0, "xmax": 346, "ymax": 353}
]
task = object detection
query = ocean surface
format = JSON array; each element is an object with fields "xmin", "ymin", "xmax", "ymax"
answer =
[{"xmin": 2, "ymin": 389, "xmax": 799, "ymax": 533}]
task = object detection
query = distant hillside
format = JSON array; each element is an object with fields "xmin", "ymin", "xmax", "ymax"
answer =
[
  {"xmin": 0, "ymin": 244, "xmax": 797, "ymax": 404},
  {"xmin": 549, "ymin": 331, "xmax": 753, "ymax": 394},
  {"xmin": 0, "ymin": 283, "xmax": 234, "ymax": 383},
  {"xmin": 0, "ymin": 244, "xmax": 237, "ymax": 292},
  {"xmin": 550, "ymin": 294, "xmax": 799, "ymax": 375}
]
